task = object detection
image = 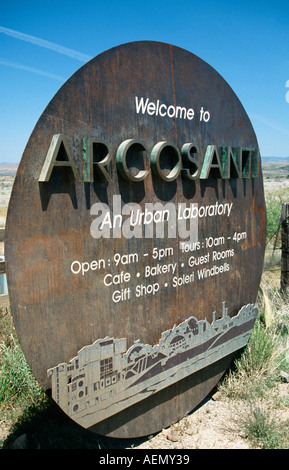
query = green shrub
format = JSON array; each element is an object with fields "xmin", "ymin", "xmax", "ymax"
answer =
[
  {"xmin": 220, "ymin": 317, "xmax": 287, "ymax": 400},
  {"xmin": 238, "ymin": 405, "xmax": 288, "ymax": 449},
  {"xmin": 0, "ymin": 334, "xmax": 43, "ymax": 407}
]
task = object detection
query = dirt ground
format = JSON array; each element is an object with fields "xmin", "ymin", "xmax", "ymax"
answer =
[
  {"xmin": 0, "ymin": 390, "xmax": 250, "ymax": 449},
  {"xmin": 2, "ymin": 383, "xmax": 289, "ymax": 449},
  {"xmin": 135, "ymin": 393, "xmax": 251, "ymax": 449},
  {"xmin": 137, "ymin": 386, "xmax": 289, "ymax": 450}
]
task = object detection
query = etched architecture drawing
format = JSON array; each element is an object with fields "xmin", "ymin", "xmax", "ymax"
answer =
[{"xmin": 47, "ymin": 302, "xmax": 258, "ymax": 428}]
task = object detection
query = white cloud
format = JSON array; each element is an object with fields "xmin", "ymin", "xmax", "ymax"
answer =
[
  {"xmin": 251, "ymin": 113, "xmax": 289, "ymax": 137},
  {"xmin": 0, "ymin": 26, "xmax": 92, "ymax": 62},
  {"xmin": 0, "ymin": 58, "xmax": 66, "ymax": 81}
]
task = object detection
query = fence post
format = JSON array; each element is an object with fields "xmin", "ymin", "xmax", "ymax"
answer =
[{"xmin": 281, "ymin": 202, "xmax": 289, "ymax": 294}]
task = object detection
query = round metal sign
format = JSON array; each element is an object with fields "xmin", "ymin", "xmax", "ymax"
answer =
[{"xmin": 5, "ymin": 41, "xmax": 266, "ymax": 438}]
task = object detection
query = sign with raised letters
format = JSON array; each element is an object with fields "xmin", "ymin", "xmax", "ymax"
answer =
[{"xmin": 5, "ymin": 41, "xmax": 266, "ymax": 438}]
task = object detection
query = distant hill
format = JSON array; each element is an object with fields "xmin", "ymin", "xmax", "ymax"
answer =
[
  {"xmin": 262, "ymin": 156, "xmax": 289, "ymax": 163},
  {"xmin": 0, "ymin": 163, "xmax": 18, "ymax": 176}
]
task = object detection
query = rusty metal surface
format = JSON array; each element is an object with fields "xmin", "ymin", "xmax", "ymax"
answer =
[{"xmin": 5, "ymin": 41, "xmax": 266, "ymax": 437}]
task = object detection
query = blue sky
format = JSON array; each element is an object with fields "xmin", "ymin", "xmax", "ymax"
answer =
[{"xmin": 0, "ymin": 0, "xmax": 289, "ymax": 162}]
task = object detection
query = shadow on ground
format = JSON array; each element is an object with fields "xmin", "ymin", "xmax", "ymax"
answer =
[
  {"xmin": 1, "ymin": 396, "xmax": 151, "ymax": 449},
  {"xmin": 2, "ymin": 389, "xmax": 219, "ymax": 449}
]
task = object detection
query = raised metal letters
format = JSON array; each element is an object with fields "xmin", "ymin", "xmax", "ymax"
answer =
[
  {"xmin": 39, "ymin": 136, "xmax": 260, "ymax": 185},
  {"xmin": 38, "ymin": 134, "xmax": 79, "ymax": 182}
]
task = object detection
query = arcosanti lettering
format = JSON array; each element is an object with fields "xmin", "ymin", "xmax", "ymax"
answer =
[{"xmin": 38, "ymin": 134, "xmax": 260, "ymax": 183}]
